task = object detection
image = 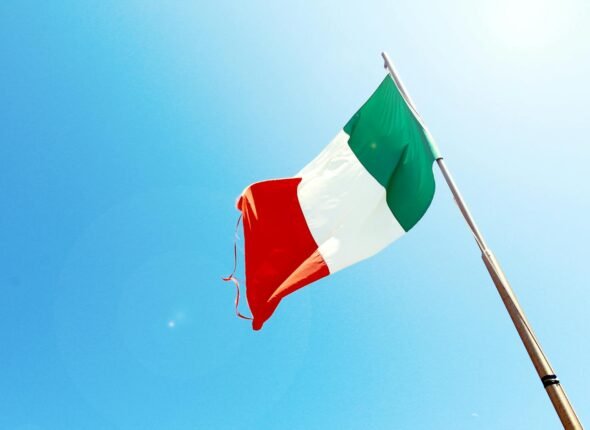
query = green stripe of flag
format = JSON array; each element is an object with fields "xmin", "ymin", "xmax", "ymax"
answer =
[{"xmin": 343, "ymin": 75, "xmax": 438, "ymax": 231}]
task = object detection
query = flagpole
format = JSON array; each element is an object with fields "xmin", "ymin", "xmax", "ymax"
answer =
[{"xmin": 381, "ymin": 52, "xmax": 583, "ymax": 429}]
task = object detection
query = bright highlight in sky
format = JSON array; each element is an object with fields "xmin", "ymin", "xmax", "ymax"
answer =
[{"xmin": 484, "ymin": 0, "xmax": 574, "ymax": 51}]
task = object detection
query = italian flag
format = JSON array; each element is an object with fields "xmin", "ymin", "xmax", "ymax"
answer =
[{"xmin": 236, "ymin": 74, "xmax": 440, "ymax": 330}]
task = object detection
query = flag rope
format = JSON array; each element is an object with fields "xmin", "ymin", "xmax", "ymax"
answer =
[{"xmin": 222, "ymin": 215, "xmax": 253, "ymax": 321}]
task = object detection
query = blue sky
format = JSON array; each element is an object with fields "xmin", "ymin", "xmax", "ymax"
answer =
[{"xmin": 1, "ymin": 1, "xmax": 589, "ymax": 429}]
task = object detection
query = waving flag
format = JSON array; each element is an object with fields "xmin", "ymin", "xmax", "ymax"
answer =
[
  {"xmin": 233, "ymin": 73, "xmax": 440, "ymax": 330},
  {"xmin": 222, "ymin": 53, "xmax": 584, "ymax": 428}
]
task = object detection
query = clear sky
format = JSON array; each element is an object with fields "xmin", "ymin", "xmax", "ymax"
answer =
[{"xmin": 1, "ymin": 1, "xmax": 589, "ymax": 429}]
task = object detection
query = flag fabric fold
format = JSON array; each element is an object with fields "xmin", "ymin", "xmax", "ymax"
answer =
[{"xmin": 235, "ymin": 74, "xmax": 439, "ymax": 330}]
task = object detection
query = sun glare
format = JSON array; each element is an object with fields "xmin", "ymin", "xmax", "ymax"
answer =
[{"xmin": 484, "ymin": 0, "xmax": 573, "ymax": 51}]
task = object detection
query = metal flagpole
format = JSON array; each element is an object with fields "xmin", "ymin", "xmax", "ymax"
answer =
[{"xmin": 381, "ymin": 52, "xmax": 583, "ymax": 429}]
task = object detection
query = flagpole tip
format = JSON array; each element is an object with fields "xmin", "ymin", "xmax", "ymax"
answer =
[{"xmin": 381, "ymin": 52, "xmax": 392, "ymax": 69}]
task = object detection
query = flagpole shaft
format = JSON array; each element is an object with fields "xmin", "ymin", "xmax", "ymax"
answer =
[
  {"xmin": 436, "ymin": 158, "xmax": 583, "ymax": 429},
  {"xmin": 380, "ymin": 51, "xmax": 582, "ymax": 429}
]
